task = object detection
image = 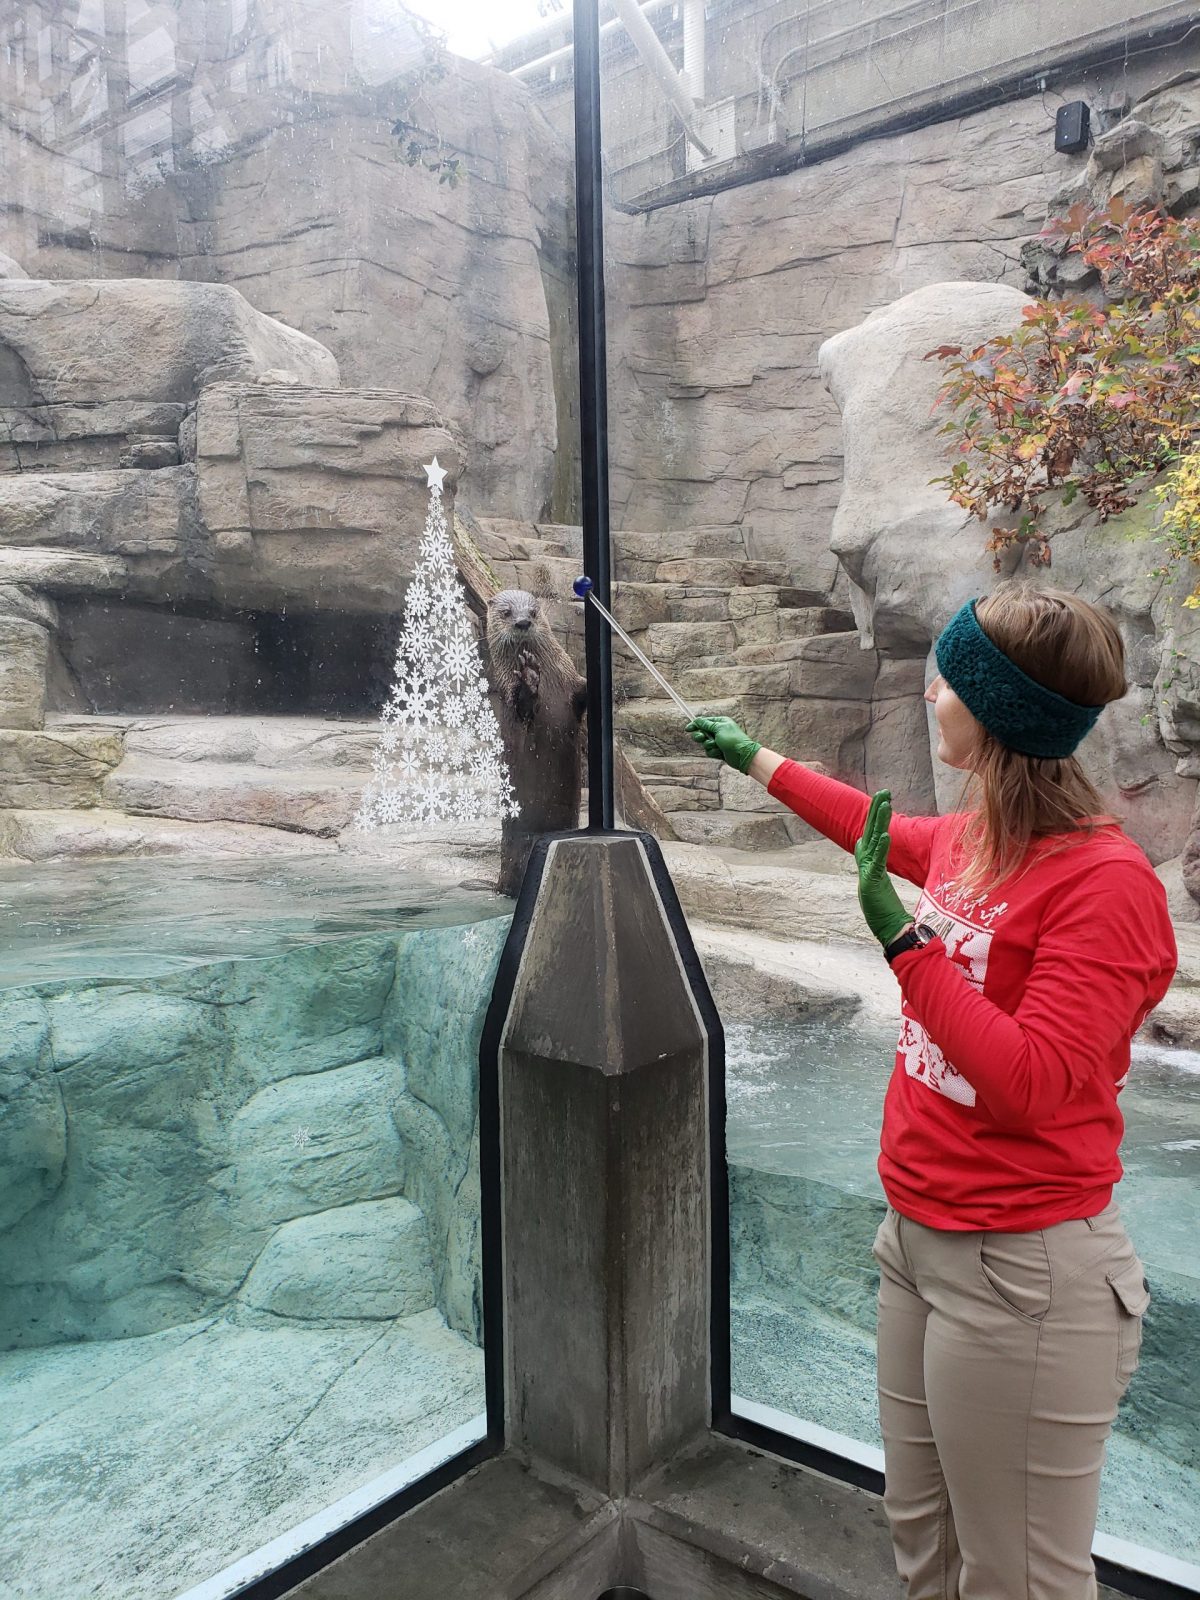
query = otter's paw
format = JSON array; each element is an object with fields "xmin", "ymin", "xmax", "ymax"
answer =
[{"xmin": 516, "ymin": 650, "xmax": 541, "ymax": 695}]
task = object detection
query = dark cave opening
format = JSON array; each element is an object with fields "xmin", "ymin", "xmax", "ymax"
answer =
[{"xmin": 50, "ymin": 600, "xmax": 402, "ymax": 719}]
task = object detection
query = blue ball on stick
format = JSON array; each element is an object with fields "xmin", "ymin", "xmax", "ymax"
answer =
[{"xmin": 572, "ymin": 575, "xmax": 594, "ymax": 599}]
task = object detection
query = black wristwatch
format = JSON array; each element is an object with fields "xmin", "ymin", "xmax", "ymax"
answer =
[{"xmin": 884, "ymin": 922, "xmax": 938, "ymax": 965}]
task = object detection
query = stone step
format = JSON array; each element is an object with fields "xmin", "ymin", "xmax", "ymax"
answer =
[
  {"xmin": 659, "ymin": 585, "xmax": 830, "ymax": 625},
  {"xmin": 238, "ymin": 1195, "xmax": 436, "ymax": 1321},
  {"xmin": 747, "ymin": 637, "xmax": 814, "ymax": 665},
  {"xmin": 601, "ymin": 582, "xmax": 673, "ymax": 632},
  {"xmin": 653, "ymin": 557, "xmax": 790, "ymax": 588},
  {"xmin": 644, "ymin": 619, "xmax": 736, "ymax": 663},
  {"xmin": 627, "ymin": 750, "xmax": 721, "ymax": 811},
  {"xmin": 553, "ymin": 581, "xmax": 818, "ymax": 633},
  {"xmin": 666, "ymin": 810, "xmax": 795, "ymax": 851},
  {"xmin": 0, "ymin": 807, "xmax": 337, "ymax": 861},
  {"xmin": 619, "ymin": 660, "xmax": 795, "ymax": 704},
  {"xmin": 634, "ymin": 750, "xmax": 722, "ymax": 813},
  {"xmin": 777, "ymin": 605, "xmax": 856, "ymax": 638},
  {"xmin": 0, "ymin": 544, "xmax": 129, "ymax": 592},
  {"xmin": 617, "ymin": 697, "xmax": 739, "ymax": 758},
  {"xmin": 676, "ymin": 664, "xmax": 791, "ymax": 701},
  {"xmin": 473, "ymin": 531, "xmax": 568, "ymax": 563},
  {"xmin": 472, "ymin": 519, "xmax": 580, "ymax": 562},
  {"xmin": 474, "ymin": 518, "xmax": 750, "ymax": 566},
  {"xmin": 0, "ymin": 725, "xmax": 125, "ymax": 810},
  {"xmin": 103, "ymin": 759, "xmax": 364, "ymax": 837},
  {"xmin": 625, "ymin": 753, "xmax": 715, "ymax": 778},
  {"xmin": 725, "ymin": 607, "xmax": 859, "ymax": 664},
  {"xmin": 50, "ymin": 714, "xmax": 380, "ymax": 771},
  {"xmin": 642, "ymin": 782, "xmax": 721, "ymax": 813},
  {"xmin": 663, "ymin": 839, "xmax": 885, "ymax": 941},
  {"xmin": 613, "ymin": 658, "xmax": 717, "ymax": 700},
  {"xmin": 617, "ymin": 605, "xmax": 849, "ymax": 686},
  {"xmin": 615, "ymin": 527, "xmax": 748, "ymax": 562},
  {"xmin": 662, "ymin": 592, "xmax": 741, "ymax": 624}
]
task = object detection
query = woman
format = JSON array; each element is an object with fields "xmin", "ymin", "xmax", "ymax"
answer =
[{"xmin": 688, "ymin": 582, "xmax": 1177, "ymax": 1600}]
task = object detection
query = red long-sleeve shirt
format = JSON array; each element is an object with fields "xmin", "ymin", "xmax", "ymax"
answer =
[{"xmin": 767, "ymin": 759, "xmax": 1178, "ymax": 1231}]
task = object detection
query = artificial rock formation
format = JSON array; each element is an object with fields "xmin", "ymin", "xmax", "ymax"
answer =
[
  {"xmin": 603, "ymin": 72, "xmax": 1200, "ymax": 593},
  {"xmin": 0, "ymin": 3, "xmax": 570, "ymax": 521},
  {"xmin": 0, "ymin": 273, "xmax": 462, "ymax": 852},
  {"xmin": 0, "ymin": 278, "xmax": 339, "ymax": 473},
  {"xmin": 818, "ymin": 279, "xmax": 1199, "ymax": 876},
  {"xmin": 0, "ymin": 915, "xmax": 505, "ymax": 1347}
]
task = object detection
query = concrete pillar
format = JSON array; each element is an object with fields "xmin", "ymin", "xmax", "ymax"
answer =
[{"xmin": 500, "ymin": 831, "xmax": 716, "ymax": 1498}]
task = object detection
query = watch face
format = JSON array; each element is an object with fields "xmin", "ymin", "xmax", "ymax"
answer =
[{"xmin": 887, "ymin": 923, "xmax": 936, "ymax": 962}]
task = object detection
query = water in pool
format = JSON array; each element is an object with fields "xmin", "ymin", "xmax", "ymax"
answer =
[
  {"xmin": 0, "ymin": 856, "xmax": 512, "ymax": 1600},
  {"xmin": 725, "ymin": 1014, "xmax": 1200, "ymax": 1570}
]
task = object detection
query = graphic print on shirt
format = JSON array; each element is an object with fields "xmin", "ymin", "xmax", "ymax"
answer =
[{"xmin": 898, "ymin": 874, "xmax": 1010, "ymax": 1109}]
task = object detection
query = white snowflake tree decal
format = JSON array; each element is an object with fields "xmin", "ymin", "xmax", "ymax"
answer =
[{"xmin": 355, "ymin": 458, "xmax": 519, "ymax": 830}]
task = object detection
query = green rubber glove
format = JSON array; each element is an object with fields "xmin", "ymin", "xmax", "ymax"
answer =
[
  {"xmin": 854, "ymin": 791, "xmax": 913, "ymax": 949},
  {"xmin": 687, "ymin": 715, "xmax": 761, "ymax": 774}
]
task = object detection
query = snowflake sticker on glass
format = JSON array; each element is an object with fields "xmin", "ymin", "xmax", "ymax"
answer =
[{"xmin": 355, "ymin": 459, "xmax": 519, "ymax": 830}]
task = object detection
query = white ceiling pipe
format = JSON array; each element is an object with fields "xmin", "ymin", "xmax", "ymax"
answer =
[
  {"xmin": 477, "ymin": 9, "xmax": 573, "ymax": 64},
  {"xmin": 609, "ymin": 0, "xmax": 713, "ymax": 157},
  {"xmin": 681, "ymin": 0, "xmax": 705, "ymax": 103},
  {"xmin": 509, "ymin": 15, "xmax": 629, "ymax": 79},
  {"xmin": 502, "ymin": 0, "xmax": 676, "ymax": 79}
]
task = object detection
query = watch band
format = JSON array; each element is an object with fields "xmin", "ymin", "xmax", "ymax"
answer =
[{"xmin": 884, "ymin": 922, "xmax": 937, "ymax": 965}]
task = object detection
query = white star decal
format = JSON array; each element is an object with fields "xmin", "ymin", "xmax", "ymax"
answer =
[{"xmin": 424, "ymin": 457, "xmax": 448, "ymax": 493}]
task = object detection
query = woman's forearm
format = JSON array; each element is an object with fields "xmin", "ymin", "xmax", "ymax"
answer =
[
  {"xmin": 745, "ymin": 750, "xmax": 940, "ymax": 887},
  {"xmin": 746, "ymin": 747, "xmax": 786, "ymax": 787},
  {"xmin": 755, "ymin": 754, "xmax": 874, "ymax": 855}
]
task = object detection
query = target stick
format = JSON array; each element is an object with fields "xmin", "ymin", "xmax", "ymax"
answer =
[{"xmin": 573, "ymin": 575, "xmax": 697, "ymax": 722}]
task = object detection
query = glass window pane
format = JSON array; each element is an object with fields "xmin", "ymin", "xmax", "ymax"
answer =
[
  {"xmin": 0, "ymin": 2, "xmax": 575, "ymax": 1594},
  {"xmin": 585, "ymin": 0, "xmax": 1199, "ymax": 1587}
]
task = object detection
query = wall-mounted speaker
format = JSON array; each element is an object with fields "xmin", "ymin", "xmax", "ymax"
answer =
[{"xmin": 1055, "ymin": 101, "xmax": 1091, "ymax": 154}]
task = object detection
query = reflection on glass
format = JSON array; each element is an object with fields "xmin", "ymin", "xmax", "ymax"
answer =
[
  {"xmin": 727, "ymin": 1018, "xmax": 1200, "ymax": 1573},
  {"xmin": 0, "ymin": 872, "xmax": 506, "ymax": 1598},
  {"xmin": 583, "ymin": 0, "xmax": 1199, "ymax": 1590},
  {"xmin": 0, "ymin": 0, "xmax": 577, "ymax": 1593}
]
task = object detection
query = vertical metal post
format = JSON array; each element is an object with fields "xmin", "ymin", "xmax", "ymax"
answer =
[{"xmin": 574, "ymin": 0, "xmax": 616, "ymax": 831}]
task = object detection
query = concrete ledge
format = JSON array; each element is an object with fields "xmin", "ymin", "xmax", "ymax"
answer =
[
  {"xmin": 631, "ymin": 1436, "xmax": 900, "ymax": 1600},
  {"xmin": 629, "ymin": 1433, "xmax": 1133, "ymax": 1600},
  {"xmin": 290, "ymin": 1455, "xmax": 616, "ymax": 1600},
  {"xmin": 285, "ymin": 1438, "xmax": 901, "ymax": 1600},
  {"xmin": 284, "ymin": 1434, "xmax": 1144, "ymax": 1599}
]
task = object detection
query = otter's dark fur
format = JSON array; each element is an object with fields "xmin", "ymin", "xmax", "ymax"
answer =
[{"xmin": 486, "ymin": 589, "xmax": 586, "ymax": 897}]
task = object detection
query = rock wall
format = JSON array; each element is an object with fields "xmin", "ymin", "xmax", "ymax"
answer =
[
  {"xmin": 603, "ymin": 62, "xmax": 1200, "ymax": 598},
  {"xmin": 818, "ymin": 277, "xmax": 1198, "ymax": 872},
  {"xmin": 0, "ymin": 1, "xmax": 573, "ymax": 520},
  {"xmin": 600, "ymin": 60, "xmax": 1200, "ymax": 876},
  {"xmin": 0, "ymin": 277, "xmax": 458, "ymax": 741},
  {"xmin": 0, "ymin": 916, "xmax": 508, "ymax": 1349}
]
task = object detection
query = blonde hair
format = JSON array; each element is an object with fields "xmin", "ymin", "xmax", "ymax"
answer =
[{"xmin": 949, "ymin": 582, "xmax": 1128, "ymax": 896}]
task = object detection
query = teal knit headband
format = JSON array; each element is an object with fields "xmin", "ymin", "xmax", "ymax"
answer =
[{"xmin": 934, "ymin": 599, "xmax": 1103, "ymax": 759}]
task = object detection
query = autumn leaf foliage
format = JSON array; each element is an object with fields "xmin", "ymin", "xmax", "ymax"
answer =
[{"xmin": 926, "ymin": 200, "xmax": 1200, "ymax": 576}]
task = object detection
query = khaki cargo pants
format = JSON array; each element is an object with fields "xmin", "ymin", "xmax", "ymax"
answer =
[{"xmin": 873, "ymin": 1201, "xmax": 1150, "ymax": 1600}]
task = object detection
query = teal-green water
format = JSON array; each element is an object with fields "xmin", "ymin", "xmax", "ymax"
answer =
[
  {"xmin": 0, "ymin": 854, "xmax": 506, "ymax": 987},
  {"xmin": 726, "ymin": 1015, "xmax": 1200, "ymax": 1568},
  {"xmin": 0, "ymin": 858, "xmax": 512, "ymax": 1600},
  {"xmin": 9, "ymin": 857, "xmax": 1194, "ymax": 1590}
]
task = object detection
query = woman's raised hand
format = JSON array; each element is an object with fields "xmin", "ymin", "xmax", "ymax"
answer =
[
  {"xmin": 854, "ymin": 791, "xmax": 913, "ymax": 948},
  {"xmin": 686, "ymin": 715, "xmax": 762, "ymax": 774}
]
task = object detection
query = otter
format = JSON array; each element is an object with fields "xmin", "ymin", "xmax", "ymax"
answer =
[{"xmin": 486, "ymin": 588, "xmax": 587, "ymax": 897}]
